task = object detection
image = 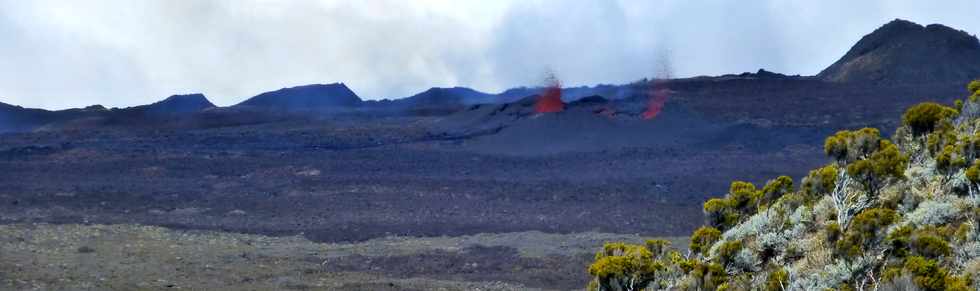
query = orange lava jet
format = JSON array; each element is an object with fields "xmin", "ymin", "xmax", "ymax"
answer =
[
  {"xmin": 535, "ymin": 72, "xmax": 564, "ymax": 113},
  {"xmin": 642, "ymin": 80, "xmax": 669, "ymax": 120}
]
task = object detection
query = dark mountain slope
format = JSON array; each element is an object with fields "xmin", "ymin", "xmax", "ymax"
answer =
[
  {"xmin": 819, "ymin": 19, "xmax": 980, "ymax": 83},
  {"xmin": 235, "ymin": 83, "xmax": 362, "ymax": 110},
  {"xmin": 143, "ymin": 94, "xmax": 215, "ymax": 115}
]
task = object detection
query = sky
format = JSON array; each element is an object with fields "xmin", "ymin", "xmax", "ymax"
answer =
[{"xmin": 1, "ymin": 0, "xmax": 979, "ymax": 109}]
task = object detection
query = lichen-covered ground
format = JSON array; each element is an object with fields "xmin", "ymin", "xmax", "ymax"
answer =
[{"xmin": 0, "ymin": 223, "xmax": 686, "ymax": 290}]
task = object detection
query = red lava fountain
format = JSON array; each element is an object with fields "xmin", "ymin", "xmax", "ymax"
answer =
[
  {"xmin": 535, "ymin": 73, "xmax": 564, "ymax": 113},
  {"xmin": 643, "ymin": 51, "xmax": 673, "ymax": 120},
  {"xmin": 642, "ymin": 80, "xmax": 670, "ymax": 120}
]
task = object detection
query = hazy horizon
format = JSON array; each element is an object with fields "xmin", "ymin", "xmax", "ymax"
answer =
[{"xmin": 2, "ymin": 0, "xmax": 979, "ymax": 110}]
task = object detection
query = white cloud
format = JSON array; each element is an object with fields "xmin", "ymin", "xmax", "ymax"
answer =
[{"xmin": 0, "ymin": 0, "xmax": 977, "ymax": 109}]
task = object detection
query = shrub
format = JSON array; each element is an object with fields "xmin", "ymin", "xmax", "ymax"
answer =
[
  {"xmin": 846, "ymin": 140, "xmax": 908, "ymax": 197},
  {"xmin": 907, "ymin": 200, "xmax": 960, "ymax": 227},
  {"xmin": 775, "ymin": 192, "xmax": 805, "ymax": 212},
  {"xmin": 825, "ymin": 128, "xmax": 882, "ymax": 164},
  {"xmin": 887, "ymin": 225, "xmax": 914, "ymax": 258},
  {"xmin": 716, "ymin": 240, "xmax": 743, "ymax": 268},
  {"xmin": 901, "ymin": 256, "xmax": 969, "ymax": 291},
  {"xmin": 704, "ymin": 198, "xmax": 739, "ymax": 230},
  {"xmin": 849, "ymin": 208, "xmax": 899, "ymax": 235},
  {"xmin": 687, "ymin": 261, "xmax": 727, "ymax": 290},
  {"xmin": 965, "ymin": 162, "xmax": 980, "ymax": 194},
  {"xmin": 880, "ymin": 274, "xmax": 921, "ymax": 291},
  {"xmin": 765, "ymin": 267, "xmax": 789, "ymax": 291},
  {"xmin": 825, "ymin": 222, "xmax": 842, "ymax": 243},
  {"xmin": 935, "ymin": 144, "xmax": 968, "ymax": 177},
  {"xmin": 969, "ymin": 80, "xmax": 980, "ymax": 101},
  {"xmin": 837, "ymin": 208, "xmax": 899, "ymax": 256},
  {"xmin": 955, "ymin": 223, "xmax": 972, "ymax": 243},
  {"xmin": 690, "ymin": 226, "xmax": 722, "ymax": 256},
  {"xmin": 760, "ymin": 176, "xmax": 794, "ymax": 208},
  {"xmin": 903, "ymin": 102, "xmax": 958, "ymax": 137},
  {"xmin": 925, "ymin": 125, "xmax": 957, "ymax": 155},
  {"xmin": 912, "ymin": 234, "xmax": 952, "ymax": 259},
  {"xmin": 802, "ymin": 165, "xmax": 838, "ymax": 200},
  {"xmin": 728, "ymin": 181, "xmax": 760, "ymax": 215},
  {"xmin": 645, "ymin": 239, "xmax": 671, "ymax": 257},
  {"xmin": 588, "ymin": 242, "xmax": 662, "ymax": 291},
  {"xmin": 825, "ymin": 131, "xmax": 851, "ymax": 163}
]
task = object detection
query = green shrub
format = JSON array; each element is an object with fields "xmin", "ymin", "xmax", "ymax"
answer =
[
  {"xmin": 926, "ymin": 127, "xmax": 957, "ymax": 155},
  {"xmin": 690, "ymin": 226, "xmax": 722, "ymax": 256},
  {"xmin": 850, "ymin": 208, "xmax": 899, "ymax": 234},
  {"xmin": 837, "ymin": 208, "xmax": 899, "ymax": 256},
  {"xmin": 687, "ymin": 261, "xmax": 727, "ymax": 291},
  {"xmin": 903, "ymin": 102, "xmax": 958, "ymax": 137},
  {"xmin": 825, "ymin": 131, "xmax": 851, "ymax": 163},
  {"xmin": 715, "ymin": 240, "xmax": 743, "ymax": 268},
  {"xmin": 954, "ymin": 223, "xmax": 972, "ymax": 243},
  {"xmin": 644, "ymin": 239, "xmax": 671, "ymax": 257},
  {"xmin": 774, "ymin": 193, "xmax": 806, "ymax": 215},
  {"xmin": 728, "ymin": 181, "xmax": 760, "ymax": 214},
  {"xmin": 824, "ymin": 128, "xmax": 882, "ymax": 164},
  {"xmin": 802, "ymin": 165, "xmax": 838, "ymax": 200},
  {"xmin": 969, "ymin": 80, "xmax": 980, "ymax": 101},
  {"xmin": 935, "ymin": 144, "xmax": 967, "ymax": 176},
  {"xmin": 704, "ymin": 198, "xmax": 739, "ymax": 230},
  {"xmin": 887, "ymin": 225, "xmax": 914, "ymax": 258},
  {"xmin": 902, "ymin": 256, "xmax": 968, "ymax": 291},
  {"xmin": 760, "ymin": 176, "xmax": 794, "ymax": 208},
  {"xmin": 764, "ymin": 267, "xmax": 789, "ymax": 291},
  {"xmin": 588, "ymin": 242, "xmax": 663, "ymax": 291},
  {"xmin": 912, "ymin": 234, "xmax": 951, "ymax": 258},
  {"xmin": 846, "ymin": 140, "xmax": 908, "ymax": 197},
  {"xmin": 825, "ymin": 222, "xmax": 842, "ymax": 243},
  {"xmin": 966, "ymin": 162, "xmax": 980, "ymax": 185}
]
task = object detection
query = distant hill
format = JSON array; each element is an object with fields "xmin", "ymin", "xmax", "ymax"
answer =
[
  {"xmin": 392, "ymin": 87, "xmax": 496, "ymax": 108},
  {"xmin": 391, "ymin": 85, "xmax": 636, "ymax": 111},
  {"xmin": 235, "ymin": 83, "xmax": 362, "ymax": 110},
  {"xmin": 143, "ymin": 94, "xmax": 215, "ymax": 115},
  {"xmin": 819, "ymin": 19, "xmax": 980, "ymax": 83}
]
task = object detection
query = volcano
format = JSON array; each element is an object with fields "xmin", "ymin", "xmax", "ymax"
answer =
[
  {"xmin": 819, "ymin": 19, "xmax": 980, "ymax": 84},
  {"xmin": 144, "ymin": 94, "xmax": 216, "ymax": 115},
  {"xmin": 235, "ymin": 83, "xmax": 362, "ymax": 111}
]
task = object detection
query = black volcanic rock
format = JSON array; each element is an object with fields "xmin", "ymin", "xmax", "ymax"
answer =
[
  {"xmin": 0, "ymin": 102, "xmax": 59, "ymax": 132},
  {"xmin": 145, "ymin": 93, "xmax": 215, "ymax": 115},
  {"xmin": 568, "ymin": 95, "xmax": 609, "ymax": 106},
  {"xmin": 401, "ymin": 87, "xmax": 495, "ymax": 106},
  {"xmin": 819, "ymin": 19, "xmax": 980, "ymax": 83},
  {"xmin": 235, "ymin": 83, "xmax": 362, "ymax": 110}
]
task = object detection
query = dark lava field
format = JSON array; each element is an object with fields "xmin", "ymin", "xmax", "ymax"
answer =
[{"xmin": 0, "ymin": 111, "xmax": 826, "ymax": 243}]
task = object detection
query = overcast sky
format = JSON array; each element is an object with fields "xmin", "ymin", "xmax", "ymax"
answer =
[{"xmin": 1, "ymin": 0, "xmax": 978, "ymax": 109}]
